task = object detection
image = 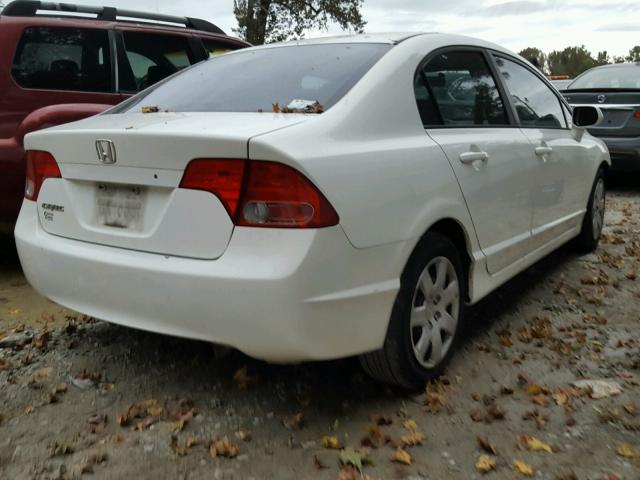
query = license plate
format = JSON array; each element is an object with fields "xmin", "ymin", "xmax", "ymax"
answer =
[{"xmin": 95, "ymin": 183, "xmax": 146, "ymax": 230}]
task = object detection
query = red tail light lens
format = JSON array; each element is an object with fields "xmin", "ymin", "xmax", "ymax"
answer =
[
  {"xmin": 634, "ymin": 109, "xmax": 640, "ymax": 119},
  {"xmin": 24, "ymin": 150, "xmax": 61, "ymax": 201},
  {"xmin": 180, "ymin": 159, "xmax": 339, "ymax": 228},
  {"xmin": 180, "ymin": 159, "xmax": 246, "ymax": 217},
  {"xmin": 238, "ymin": 161, "xmax": 339, "ymax": 228}
]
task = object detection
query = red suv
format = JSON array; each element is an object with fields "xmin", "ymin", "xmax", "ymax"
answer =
[{"xmin": 0, "ymin": 1, "xmax": 248, "ymax": 224}]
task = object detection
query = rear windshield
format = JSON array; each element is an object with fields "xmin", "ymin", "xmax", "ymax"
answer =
[
  {"xmin": 569, "ymin": 66, "xmax": 640, "ymax": 90},
  {"xmin": 113, "ymin": 43, "xmax": 392, "ymax": 114}
]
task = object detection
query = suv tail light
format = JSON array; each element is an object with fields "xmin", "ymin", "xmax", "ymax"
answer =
[
  {"xmin": 180, "ymin": 159, "xmax": 339, "ymax": 228},
  {"xmin": 25, "ymin": 151, "xmax": 61, "ymax": 201},
  {"xmin": 634, "ymin": 109, "xmax": 640, "ymax": 119}
]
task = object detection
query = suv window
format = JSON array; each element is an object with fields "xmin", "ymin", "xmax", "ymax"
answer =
[
  {"xmin": 201, "ymin": 39, "xmax": 234, "ymax": 58},
  {"xmin": 494, "ymin": 56, "xmax": 567, "ymax": 129},
  {"xmin": 415, "ymin": 51, "xmax": 508, "ymax": 126},
  {"xmin": 118, "ymin": 32, "xmax": 196, "ymax": 92},
  {"xmin": 12, "ymin": 27, "xmax": 111, "ymax": 92}
]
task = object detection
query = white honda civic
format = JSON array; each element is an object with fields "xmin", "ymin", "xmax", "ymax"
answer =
[{"xmin": 15, "ymin": 33, "xmax": 609, "ymax": 388}]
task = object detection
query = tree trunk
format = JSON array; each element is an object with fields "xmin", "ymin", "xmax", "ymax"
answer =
[{"xmin": 245, "ymin": 0, "xmax": 271, "ymax": 45}]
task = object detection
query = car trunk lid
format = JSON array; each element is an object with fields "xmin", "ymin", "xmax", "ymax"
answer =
[
  {"xmin": 25, "ymin": 112, "xmax": 307, "ymax": 259},
  {"xmin": 563, "ymin": 90, "xmax": 640, "ymax": 136}
]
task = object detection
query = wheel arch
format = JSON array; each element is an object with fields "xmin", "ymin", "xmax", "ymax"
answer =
[{"xmin": 404, "ymin": 217, "xmax": 475, "ymax": 303}]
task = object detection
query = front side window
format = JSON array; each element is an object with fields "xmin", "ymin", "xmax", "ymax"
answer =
[
  {"xmin": 118, "ymin": 32, "xmax": 196, "ymax": 92},
  {"xmin": 12, "ymin": 27, "xmax": 111, "ymax": 92},
  {"xmin": 112, "ymin": 43, "xmax": 391, "ymax": 113},
  {"xmin": 494, "ymin": 56, "xmax": 567, "ymax": 129},
  {"xmin": 415, "ymin": 51, "xmax": 508, "ymax": 126}
]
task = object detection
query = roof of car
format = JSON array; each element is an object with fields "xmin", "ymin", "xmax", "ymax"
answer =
[
  {"xmin": 587, "ymin": 62, "xmax": 640, "ymax": 70},
  {"xmin": 276, "ymin": 32, "xmax": 429, "ymax": 45}
]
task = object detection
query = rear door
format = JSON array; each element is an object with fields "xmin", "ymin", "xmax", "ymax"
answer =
[
  {"xmin": 493, "ymin": 55, "xmax": 591, "ymax": 246},
  {"xmin": 417, "ymin": 49, "xmax": 537, "ymax": 274}
]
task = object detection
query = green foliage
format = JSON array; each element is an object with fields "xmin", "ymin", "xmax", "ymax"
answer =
[
  {"xmin": 233, "ymin": 0, "xmax": 365, "ymax": 45},
  {"xmin": 518, "ymin": 47, "xmax": 547, "ymax": 72},
  {"xmin": 626, "ymin": 46, "xmax": 640, "ymax": 62},
  {"xmin": 519, "ymin": 45, "xmax": 640, "ymax": 78},
  {"xmin": 547, "ymin": 45, "xmax": 599, "ymax": 77}
]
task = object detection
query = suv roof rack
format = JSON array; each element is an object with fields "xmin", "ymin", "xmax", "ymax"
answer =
[{"xmin": 1, "ymin": 1, "xmax": 226, "ymax": 35}]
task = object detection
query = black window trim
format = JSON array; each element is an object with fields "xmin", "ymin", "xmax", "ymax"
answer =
[
  {"xmin": 488, "ymin": 50, "xmax": 571, "ymax": 131},
  {"xmin": 414, "ymin": 45, "xmax": 517, "ymax": 130}
]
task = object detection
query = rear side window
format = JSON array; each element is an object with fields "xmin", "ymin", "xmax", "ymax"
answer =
[
  {"xmin": 118, "ymin": 32, "xmax": 197, "ymax": 92},
  {"xmin": 494, "ymin": 56, "xmax": 567, "ymax": 129},
  {"xmin": 12, "ymin": 27, "xmax": 111, "ymax": 92},
  {"xmin": 113, "ymin": 43, "xmax": 391, "ymax": 113},
  {"xmin": 415, "ymin": 51, "xmax": 508, "ymax": 127}
]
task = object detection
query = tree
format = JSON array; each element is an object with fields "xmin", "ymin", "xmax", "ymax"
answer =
[
  {"xmin": 547, "ymin": 46, "xmax": 598, "ymax": 78},
  {"xmin": 233, "ymin": 0, "xmax": 365, "ymax": 45},
  {"xmin": 596, "ymin": 51, "xmax": 610, "ymax": 66},
  {"xmin": 519, "ymin": 47, "xmax": 547, "ymax": 73},
  {"xmin": 626, "ymin": 46, "xmax": 640, "ymax": 63}
]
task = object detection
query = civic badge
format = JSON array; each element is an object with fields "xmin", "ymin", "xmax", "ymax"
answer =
[
  {"xmin": 96, "ymin": 139, "xmax": 116, "ymax": 164},
  {"xmin": 597, "ymin": 94, "xmax": 606, "ymax": 104}
]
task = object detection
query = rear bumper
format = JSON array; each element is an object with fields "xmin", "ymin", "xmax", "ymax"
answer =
[
  {"xmin": 15, "ymin": 200, "xmax": 403, "ymax": 362},
  {"xmin": 595, "ymin": 135, "xmax": 640, "ymax": 172}
]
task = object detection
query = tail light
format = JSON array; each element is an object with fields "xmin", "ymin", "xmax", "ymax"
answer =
[
  {"xmin": 25, "ymin": 150, "xmax": 61, "ymax": 201},
  {"xmin": 180, "ymin": 159, "xmax": 339, "ymax": 228},
  {"xmin": 634, "ymin": 109, "xmax": 640, "ymax": 119}
]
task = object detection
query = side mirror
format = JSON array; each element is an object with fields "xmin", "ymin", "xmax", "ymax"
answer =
[
  {"xmin": 571, "ymin": 106, "xmax": 603, "ymax": 141},
  {"xmin": 572, "ymin": 105, "xmax": 603, "ymax": 128}
]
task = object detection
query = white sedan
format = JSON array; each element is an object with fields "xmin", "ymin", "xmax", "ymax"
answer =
[{"xmin": 15, "ymin": 33, "xmax": 609, "ymax": 388}]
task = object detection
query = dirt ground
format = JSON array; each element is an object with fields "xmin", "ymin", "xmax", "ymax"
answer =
[{"xmin": 0, "ymin": 180, "xmax": 639, "ymax": 480}]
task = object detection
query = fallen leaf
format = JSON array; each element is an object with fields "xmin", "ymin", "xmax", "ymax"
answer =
[
  {"xmin": 236, "ymin": 430, "xmax": 252, "ymax": 442},
  {"xmin": 390, "ymin": 447, "xmax": 412, "ymax": 465},
  {"xmin": 572, "ymin": 379, "xmax": 622, "ymax": 399},
  {"xmin": 321, "ymin": 435, "xmax": 341, "ymax": 449},
  {"xmin": 477, "ymin": 436, "xmax": 497, "ymax": 455},
  {"xmin": 339, "ymin": 447, "xmax": 369, "ymax": 473},
  {"xmin": 232, "ymin": 365, "xmax": 259, "ymax": 389},
  {"xmin": 141, "ymin": 106, "xmax": 160, "ymax": 113},
  {"xmin": 117, "ymin": 399, "xmax": 163, "ymax": 428},
  {"xmin": 513, "ymin": 459, "xmax": 534, "ymax": 476},
  {"xmin": 283, "ymin": 412, "xmax": 304, "ymax": 430},
  {"xmin": 517, "ymin": 434, "xmax": 553, "ymax": 453},
  {"xmin": 400, "ymin": 431, "xmax": 424, "ymax": 447},
  {"xmin": 616, "ymin": 443, "xmax": 640, "ymax": 458},
  {"xmin": 337, "ymin": 464, "xmax": 359, "ymax": 480},
  {"xmin": 475, "ymin": 454, "xmax": 497, "ymax": 473},
  {"xmin": 209, "ymin": 436, "xmax": 239, "ymax": 458},
  {"xmin": 0, "ymin": 359, "xmax": 12, "ymax": 370}
]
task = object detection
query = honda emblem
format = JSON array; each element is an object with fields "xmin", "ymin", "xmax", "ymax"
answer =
[{"xmin": 96, "ymin": 139, "xmax": 116, "ymax": 164}]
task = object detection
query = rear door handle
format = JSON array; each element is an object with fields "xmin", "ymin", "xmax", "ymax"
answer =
[
  {"xmin": 535, "ymin": 146, "xmax": 553, "ymax": 156},
  {"xmin": 459, "ymin": 151, "xmax": 489, "ymax": 164}
]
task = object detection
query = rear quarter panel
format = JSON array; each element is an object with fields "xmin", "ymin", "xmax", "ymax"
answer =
[{"xmin": 249, "ymin": 36, "xmax": 482, "ymax": 264}]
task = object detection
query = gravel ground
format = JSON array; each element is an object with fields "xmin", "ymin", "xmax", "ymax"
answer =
[{"xmin": 0, "ymin": 180, "xmax": 639, "ymax": 480}]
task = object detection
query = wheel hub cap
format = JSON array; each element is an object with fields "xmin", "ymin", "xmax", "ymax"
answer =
[{"xmin": 410, "ymin": 256, "xmax": 460, "ymax": 369}]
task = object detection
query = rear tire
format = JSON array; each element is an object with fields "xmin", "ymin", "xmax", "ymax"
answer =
[
  {"xmin": 573, "ymin": 168, "xmax": 606, "ymax": 253},
  {"xmin": 359, "ymin": 232, "xmax": 466, "ymax": 390}
]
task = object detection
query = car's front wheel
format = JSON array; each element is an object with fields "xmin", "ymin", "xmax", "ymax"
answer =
[
  {"xmin": 573, "ymin": 168, "xmax": 606, "ymax": 253},
  {"xmin": 360, "ymin": 232, "xmax": 466, "ymax": 389}
]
